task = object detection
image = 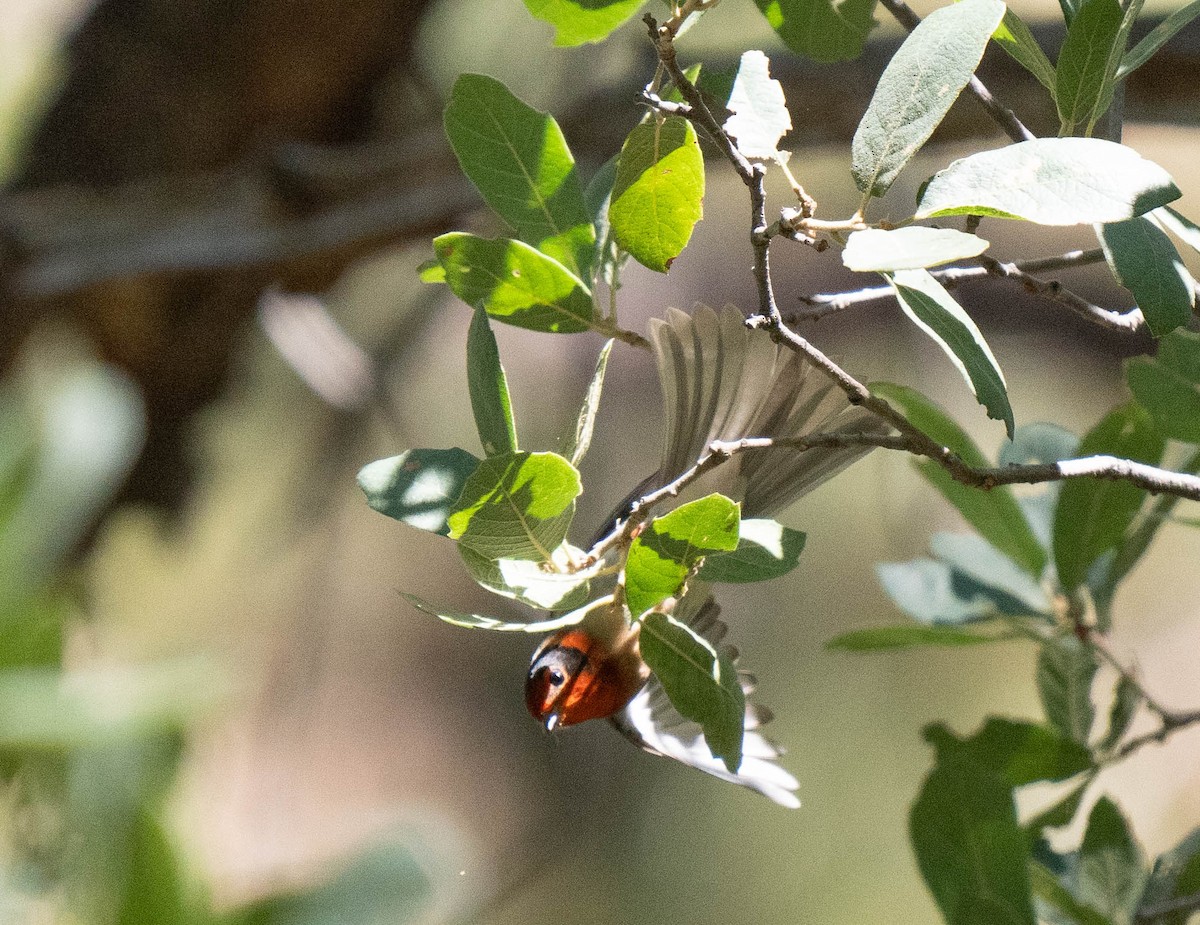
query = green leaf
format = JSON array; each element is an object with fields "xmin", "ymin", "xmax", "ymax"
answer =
[
  {"xmin": 930, "ymin": 532, "xmax": 1050, "ymax": 614},
  {"xmin": 697, "ymin": 518, "xmax": 806, "ymax": 583},
  {"xmin": 522, "ymin": 0, "xmax": 645, "ymax": 45},
  {"xmin": 722, "ymin": 50, "xmax": 792, "ymax": 161},
  {"xmin": 751, "ymin": 0, "xmax": 878, "ymax": 63},
  {"xmin": 0, "ymin": 660, "xmax": 224, "ymax": 750},
  {"xmin": 843, "ymin": 227, "xmax": 989, "ymax": 271},
  {"xmin": 1000, "ymin": 422, "xmax": 1080, "ymax": 467},
  {"xmin": 870, "ymin": 383, "xmax": 1045, "ymax": 577},
  {"xmin": 826, "ymin": 623, "xmax": 999, "ymax": 651},
  {"xmin": 1059, "ymin": 0, "xmax": 1083, "ymax": 25},
  {"xmin": 888, "ymin": 268, "xmax": 1014, "ymax": 437},
  {"xmin": 1052, "ymin": 403, "xmax": 1164, "ymax": 592},
  {"xmin": 434, "ymin": 233, "xmax": 595, "ymax": 334},
  {"xmin": 1098, "ymin": 674, "xmax": 1140, "ymax": 752},
  {"xmin": 926, "ymin": 718, "xmax": 1093, "ymax": 788},
  {"xmin": 1037, "ymin": 637, "xmax": 1098, "ymax": 746},
  {"xmin": 993, "ymin": 9, "xmax": 1057, "ymax": 93},
  {"xmin": 1055, "ymin": 0, "xmax": 1124, "ymax": 135},
  {"xmin": 1099, "ymin": 446, "xmax": 1200, "ymax": 617},
  {"xmin": 911, "ymin": 725, "xmax": 1038, "ymax": 925},
  {"xmin": 1118, "ymin": 0, "xmax": 1200, "ymax": 79},
  {"xmin": 916, "ymin": 139, "xmax": 1181, "ymax": 225},
  {"xmin": 869, "ymin": 381, "xmax": 989, "ymax": 463},
  {"xmin": 1024, "ymin": 779, "xmax": 1090, "ymax": 837},
  {"xmin": 417, "ymin": 258, "xmax": 446, "ymax": 283},
  {"xmin": 248, "ymin": 837, "xmax": 432, "ymax": 925},
  {"xmin": 1029, "ymin": 861, "xmax": 1114, "ymax": 925},
  {"xmin": 457, "ymin": 544, "xmax": 594, "ymax": 611},
  {"xmin": 624, "ymin": 494, "xmax": 740, "ymax": 619},
  {"xmin": 357, "ymin": 448, "xmax": 480, "ymax": 536},
  {"xmin": 116, "ymin": 809, "xmax": 192, "ymax": 925},
  {"xmin": 1126, "ymin": 331, "xmax": 1200, "ymax": 443},
  {"xmin": 402, "ymin": 591, "xmax": 591, "ymax": 633},
  {"xmin": 1099, "ymin": 218, "xmax": 1194, "ymax": 336},
  {"xmin": 443, "ymin": 74, "xmax": 594, "ymax": 277},
  {"xmin": 566, "ymin": 340, "xmax": 613, "ymax": 467},
  {"xmin": 1151, "ymin": 206, "xmax": 1200, "ymax": 255},
  {"xmin": 639, "ymin": 611, "xmax": 745, "ymax": 772},
  {"xmin": 609, "ymin": 117, "xmax": 705, "ymax": 273},
  {"xmin": 585, "ymin": 156, "xmax": 627, "ymax": 288},
  {"xmin": 1140, "ymin": 827, "xmax": 1200, "ymax": 925},
  {"xmin": 467, "ymin": 307, "xmax": 518, "ymax": 457},
  {"xmin": 447, "ymin": 451, "xmax": 582, "ymax": 561},
  {"xmin": 852, "ymin": 0, "xmax": 1005, "ymax": 198},
  {"xmin": 1076, "ymin": 797, "xmax": 1146, "ymax": 924},
  {"xmin": 877, "ymin": 558, "xmax": 1033, "ymax": 624}
]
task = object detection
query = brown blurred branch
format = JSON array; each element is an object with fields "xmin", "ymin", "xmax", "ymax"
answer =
[{"xmin": 3, "ymin": 129, "xmax": 472, "ymax": 301}]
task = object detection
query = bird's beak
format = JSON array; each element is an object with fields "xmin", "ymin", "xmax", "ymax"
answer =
[{"xmin": 544, "ymin": 712, "xmax": 560, "ymax": 732}]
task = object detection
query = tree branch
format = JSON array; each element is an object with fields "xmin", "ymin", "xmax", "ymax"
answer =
[
  {"xmin": 788, "ymin": 248, "xmax": 1133, "ymax": 333},
  {"xmin": 1135, "ymin": 889, "xmax": 1200, "ymax": 924}
]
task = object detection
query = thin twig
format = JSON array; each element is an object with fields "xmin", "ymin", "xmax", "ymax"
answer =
[
  {"xmin": 1135, "ymin": 889, "xmax": 1200, "ymax": 924},
  {"xmin": 877, "ymin": 0, "xmax": 1036, "ymax": 143},
  {"xmin": 977, "ymin": 254, "xmax": 1147, "ymax": 333},
  {"xmin": 1088, "ymin": 631, "xmax": 1176, "ymax": 722},
  {"xmin": 645, "ymin": 14, "xmax": 783, "ymax": 328},
  {"xmin": 788, "ymin": 248, "xmax": 1126, "ymax": 329}
]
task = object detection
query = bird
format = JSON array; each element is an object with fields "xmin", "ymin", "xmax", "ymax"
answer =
[{"xmin": 524, "ymin": 304, "xmax": 889, "ymax": 807}]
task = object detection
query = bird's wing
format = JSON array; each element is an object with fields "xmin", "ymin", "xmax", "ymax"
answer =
[
  {"xmin": 610, "ymin": 594, "xmax": 801, "ymax": 808},
  {"xmin": 649, "ymin": 304, "xmax": 889, "ymax": 518}
]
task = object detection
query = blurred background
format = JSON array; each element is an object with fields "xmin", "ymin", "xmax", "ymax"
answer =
[{"xmin": 1, "ymin": 1, "xmax": 1199, "ymax": 922}]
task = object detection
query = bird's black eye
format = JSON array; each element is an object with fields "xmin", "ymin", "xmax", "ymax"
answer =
[{"xmin": 548, "ymin": 669, "xmax": 566, "ymax": 686}]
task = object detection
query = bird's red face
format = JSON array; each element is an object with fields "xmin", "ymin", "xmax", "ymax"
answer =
[{"xmin": 525, "ymin": 627, "xmax": 647, "ymax": 730}]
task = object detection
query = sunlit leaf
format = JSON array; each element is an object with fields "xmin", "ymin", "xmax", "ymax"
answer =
[
  {"xmin": 852, "ymin": 0, "xmax": 1004, "ymax": 197},
  {"xmin": 993, "ymin": 9, "xmax": 1057, "ymax": 93},
  {"xmin": 751, "ymin": 0, "xmax": 878, "ymax": 63},
  {"xmin": 610, "ymin": 117, "xmax": 705, "ymax": 273},
  {"xmin": 402, "ymin": 591, "xmax": 590, "ymax": 633},
  {"xmin": 444, "ymin": 74, "xmax": 594, "ymax": 276},
  {"xmin": 434, "ymin": 233, "xmax": 594, "ymax": 334},
  {"xmin": 639, "ymin": 611, "xmax": 745, "ymax": 772},
  {"xmin": 877, "ymin": 558, "xmax": 1034, "ymax": 624},
  {"xmin": 722, "ymin": 50, "xmax": 792, "ymax": 161},
  {"xmin": 1055, "ymin": 0, "xmax": 1123, "ymax": 134},
  {"xmin": 447, "ymin": 451, "xmax": 581, "ymax": 561},
  {"xmin": 929, "ymin": 532, "xmax": 1050, "ymax": 614},
  {"xmin": 625, "ymin": 494, "xmax": 740, "ymax": 619},
  {"xmin": 842, "ymin": 227, "xmax": 989, "ymax": 271},
  {"xmin": 458, "ymin": 544, "xmax": 595, "ymax": 611},
  {"xmin": 522, "ymin": 0, "xmax": 645, "ymax": 45},
  {"xmin": 917, "ymin": 139, "xmax": 1181, "ymax": 225}
]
